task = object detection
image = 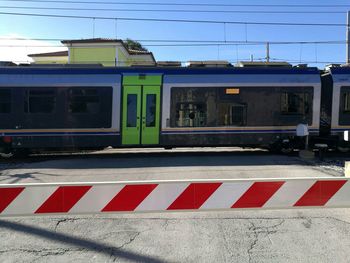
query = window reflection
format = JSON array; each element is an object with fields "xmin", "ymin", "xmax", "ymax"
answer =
[
  {"xmin": 127, "ymin": 94, "xmax": 137, "ymax": 127},
  {"xmin": 146, "ymin": 94, "xmax": 156, "ymax": 127}
]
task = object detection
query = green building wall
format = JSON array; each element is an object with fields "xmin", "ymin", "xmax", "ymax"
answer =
[{"xmin": 69, "ymin": 47, "xmax": 131, "ymax": 66}]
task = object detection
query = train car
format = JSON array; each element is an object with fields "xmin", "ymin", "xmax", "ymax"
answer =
[
  {"xmin": 0, "ymin": 66, "xmax": 321, "ymax": 156},
  {"xmin": 321, "ymin": 66, "xmax": 350, "ymax": 151},
  {"xmin": 161, "ymin": 67, "xmax": 321, "ymax": 152}
]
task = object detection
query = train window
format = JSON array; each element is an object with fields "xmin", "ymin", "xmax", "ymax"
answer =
[
  {"xmin": 24, "ymin": 89, "xmax": 55, "ymax": 113},
  {"xmin": 343, "ymin": 92, "xmax": 350, "ymax": 112},
  {"xmin": 217, "ymin": 103, "xmax": 247, "ymax": 126},
  {"xmin": 69, "ymin": 88, "xmax": 99, "ymax": 114},
  {"xmin": 127, "ymin": 94, "xmax": 137, "ymax": 127},
  {"xmin": 171, "ymin": 87, "xmax": 218, "ymax": 127},
  {"xmin": 281, "ymin": 92, "xmax": 310, "ymax": 115},
  {"xmin": 0, "ymin": 89, "xmax": 11, "ymax": 113},
  {"xmin": 175, "ymin": 102, "xmax": 207, "ymax": 127},
  {"xmin": 146, "ymin": 94, "xmax": 156, "ymax": 127}
]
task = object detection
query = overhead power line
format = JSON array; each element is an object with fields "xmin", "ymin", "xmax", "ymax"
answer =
[
  {"xmin": 0, "ymin": 41, "xmax": 347, "ymax": 48},
  {"xmin": 0, "ymin": 11, "xmax": 347, "ymax": 27},
  {"xmin": 0, "ymin": 5, "xmax": 346, "ymax": 14},
  {"xmin": 0, "ymin": 37, "xmax": 347, "ymax": 45},
  {"xmin": 2, "ymin": 0, "xmax": 350, "ymax": 8}
]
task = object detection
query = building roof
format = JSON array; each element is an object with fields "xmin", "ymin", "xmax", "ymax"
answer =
[
  {"xmin": 128, "ymin": 49, "xmax": 152, "ymax": 55},
  {"xmin": 28, "ymin": 51, "xmax": 68, "ymax": 58},
  {"xmin": 61, "ymin": 38, "xmax": 123, "ymax": 44},
  {"xmin": 61, "ymin": 38, "xmax": 154, "ymax": 57}
]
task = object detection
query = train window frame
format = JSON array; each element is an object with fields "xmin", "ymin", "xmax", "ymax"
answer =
[
  {"xmin": 175, "ymin": 102, "xmax": 207, "ymax": 127},
  {"xmin": 126, "ymin": 94, "xmax": 138, "ymax": 127},
  {"xmin": 68, "ymin": 87, "xmax": 100, "ymax": 114},
  {"xmin": 342, "ymin": 90, "xmax": 350, "ymax": 113},
  {"xmin": 145, "ymin": 94, "xmax": 157, "ymax": 127},
  {"xmin": 0, "ymin": 88, "xmax": 11, "ymax": 114},
  {"xmin": 217, "ymin": 102, "xmax": 248, "ymax": 127},
  {"xmin": 171, "ymin": 86, "xmax": 216, "ymax": 128},
  {"xmin": 24, "ymin": 88, "xmax": 56, "ymax": 114},
  {"xmin": 280, "ymin": 91, "xmax": 310, "ymax": 115}
]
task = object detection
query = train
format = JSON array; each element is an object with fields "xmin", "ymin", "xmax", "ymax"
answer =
[{"xmin": 0, "ymin": 64, "xmax": 349, "ymax": 157}]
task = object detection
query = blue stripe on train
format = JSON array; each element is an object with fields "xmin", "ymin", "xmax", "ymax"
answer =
[
  {"xmin": 162, "ymin": 129, "xmax": 319, "ymax": 134},
  {"xmin": 331, "ymin": 129, "xmax": 350, "ymax": 132},
  {"xmin": 0, "ymin": 67, "xmax": 320, "ymax": 75},
  {"xmin": 0, "ymin": 129, "xmax": 319, "ymax": 136},
  {"xmin": 1, "ymin": 132, "xmax": 120, "ymax": 136}
]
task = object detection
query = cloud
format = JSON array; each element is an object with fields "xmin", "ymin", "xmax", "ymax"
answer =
[{"xmin": 0, "ymin": 34, "xmax": 67, "ymax": 64}]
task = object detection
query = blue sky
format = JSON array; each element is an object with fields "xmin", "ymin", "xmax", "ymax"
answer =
[{"xmin": 0, "ymin": 0, "xmax": 349, "ymax": 67}]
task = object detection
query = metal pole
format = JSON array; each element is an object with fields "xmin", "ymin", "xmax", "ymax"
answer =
[
  {"xmin": 266, "ymin": 42, "xmax": 270, "ymax": 63},
  {"xmin": 347, "ymin": 11, "xmax": 350, "ymax": 64}
]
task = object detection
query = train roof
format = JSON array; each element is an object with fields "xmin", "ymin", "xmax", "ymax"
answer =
[
  {"xmin": 325, "ymin": 66, "xmax": 350, "ymax": 84},
  {"xmin": 327, "ymin": 66, "xmax": 350, "ymax": 75},
  {"xmin": 0, "ymin": 66, "xmax": 320, "ymax": 75}
]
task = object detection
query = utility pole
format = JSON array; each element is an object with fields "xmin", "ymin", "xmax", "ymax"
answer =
[
  {"xmin": 347, "ymin": 11, "xmax": 350, "ymax": 64},
  {"xmin": 266, "ymin": 42, "xmax": 270, "ymax": 63}
]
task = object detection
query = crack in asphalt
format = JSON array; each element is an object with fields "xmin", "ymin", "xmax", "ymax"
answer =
[
  {"xmin": 247, "ymin": 221, "xmax": 259, "ymax": 263},
  {"xmin": 247, "ymin": 219, "xmax": 285, "ymax": 263},
  {"xmin": 162, "ymin": 219, "xmax": 169, "ymax": 230},
  {"xmin": 0, "ymin": 247, "xmax": 85, "ymax": 261},
  {"xmin": 327, "ymin": 217, "xmax": 350, "ymax": 226},
  {"xmin": 110, "ymin": 231, "xmax": 142, "ymax": 262},
  {"xmin": 54, "ymin": 218, "xmax": 81, "ymax": 232},
  {"xmin": 301, "ymin": 217, "xmax": 312, "ymax": 229}
]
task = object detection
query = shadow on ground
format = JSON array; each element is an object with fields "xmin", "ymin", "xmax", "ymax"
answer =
[
  {"xmin": 0, "ymin": 219, "xmax": 165, "ymax": 262},
  {"xmin": 0, "ymin": 150, "xmax": 304, "ymax": 170}
]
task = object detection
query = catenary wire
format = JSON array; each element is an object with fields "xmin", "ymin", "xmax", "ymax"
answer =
[
  {"xmin": 0, "ymin": 6, "xmax": 346, "ymax": 14},
  {"xmin": 0, "ymin": 11, "xmax": 347, "ymax": 27},
  {"xmin": 0, "ymin": 39, "xmax": 348, "ymax": 46},
  {"xmin": 1, "ymin": 0, "xmax": 350, "ymax": 8}
]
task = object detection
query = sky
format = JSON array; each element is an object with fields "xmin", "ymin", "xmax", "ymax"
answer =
[{"xmin": 0, "ymin": 0, "xmax": 349, "ymax": 68}]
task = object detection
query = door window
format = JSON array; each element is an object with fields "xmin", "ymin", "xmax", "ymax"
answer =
[
  {"xmin": 146, "ymin": 94, "xmax": 156, "ymax": 127},
  {"xmin": 0, "ymin": 89, "xmax": 11, "ymax": 113},
  {"xmin": 127, "ymin": 94, "xmax": 138, "ymax": 127}
]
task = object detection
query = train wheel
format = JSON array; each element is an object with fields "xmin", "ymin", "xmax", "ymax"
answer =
[
  {"xmin": 337, "ymin": 146, "xmax": 350, "ymax": 153},
  {"xmin": 268, "ymin": 142, "xmax": 293, "ymax": 154},
  {"xmin": 12, "ymin": 149, "xmax": 31, "ymax": 158},
  {"xmin": 281, "ymin": 145, "xmax": 294, "ymax": 154},
  {"xmin": 0, "ymin": 146, "xmax": 13, "ymax": 158},
  {"xmin": 0, "ymin": 152, "xmax": 13, "ymax": 158}
]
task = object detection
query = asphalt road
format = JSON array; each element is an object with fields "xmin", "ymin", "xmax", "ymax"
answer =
[
  {"xmin": 0, "ymin": 148, "xmax": 349, "ymax": 262},
  {"xmin": 0, "ymin": 148, "xmax": 343, "ymax": 184}
]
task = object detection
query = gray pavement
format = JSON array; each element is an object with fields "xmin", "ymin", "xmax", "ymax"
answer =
[
  {"xmin": 1, "ymin": 209, "xmax": 350, "ymax": 263},
  {"xmin": 0, "ymin": 148, "xmax": 349, "ymax": 262},
  {"xmin": 0, "ymin": 148, "xmax": 343, "ymax": 184}
]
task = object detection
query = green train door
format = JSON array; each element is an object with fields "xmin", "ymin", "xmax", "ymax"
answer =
[
  {"xmin": 121, "ymin": 86, "xmax": 142, "ymax": 145},
  {"xmin": 121, "ymin": 75, "xmax": 161, "ymax": 146}
]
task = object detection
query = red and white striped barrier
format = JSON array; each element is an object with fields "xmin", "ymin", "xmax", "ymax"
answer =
[{"xmin": 0, "ymin": 178, "xmax": 350, "ymax": 216}]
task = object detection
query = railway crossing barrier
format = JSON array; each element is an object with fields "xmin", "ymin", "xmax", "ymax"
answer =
[{"xmin": 1, "ymin": 177, "xmax": 350, "ymax": 217}]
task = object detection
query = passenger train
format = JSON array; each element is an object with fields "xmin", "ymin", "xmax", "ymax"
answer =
[{"xmin": 0, "ymin": 64, "xmax": 349, "ymax": 156}]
